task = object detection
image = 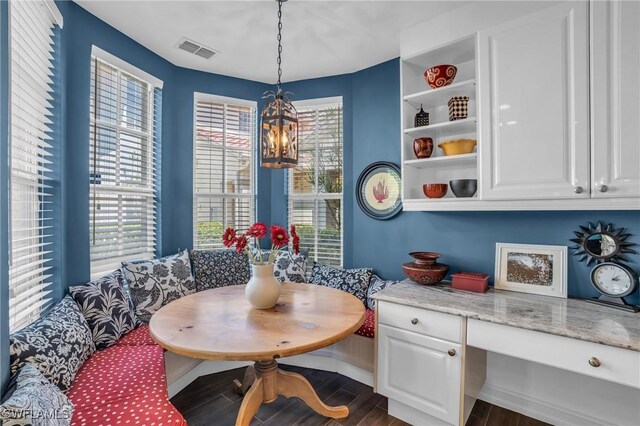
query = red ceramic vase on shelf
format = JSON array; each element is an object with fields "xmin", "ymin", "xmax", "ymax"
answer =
[{"xmin": 413, "ymin": 137, "xmax": 433, "ymax": 159}]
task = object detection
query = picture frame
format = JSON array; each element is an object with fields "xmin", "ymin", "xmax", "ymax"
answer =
[
  {"xmin": 355, "ymin": 161, "xmax": 402, "ymax": 220},
  {"xmin": 495, "ymin": 243, "xmax": 568, "ymax": 298}
]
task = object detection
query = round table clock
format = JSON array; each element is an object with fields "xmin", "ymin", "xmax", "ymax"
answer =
[{"xmin": 588, "ymin": 262, "xmax": 639, "ymax": 312}]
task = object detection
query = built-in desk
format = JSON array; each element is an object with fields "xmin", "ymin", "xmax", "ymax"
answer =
[{"xmin": 373, "ymin": 281, "xmax": 640, "ymax": 426}]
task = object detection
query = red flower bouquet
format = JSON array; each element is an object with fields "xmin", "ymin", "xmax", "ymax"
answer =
[{"xmin": 222, "ymin": 222, "xmax": 300, "ymax": 264}]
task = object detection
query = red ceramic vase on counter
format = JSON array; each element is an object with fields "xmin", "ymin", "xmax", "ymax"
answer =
[{"xmin": 402, "ymin": 252, "xmax": 449, "ymax": 285}]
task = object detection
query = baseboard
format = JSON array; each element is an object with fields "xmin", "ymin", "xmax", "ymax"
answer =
[
  {"xmin": 478, "ymin": 381, "xmax": 609, "ymax": 426},
  {"xmin": 279, "ymin": 353, "xmax": 374, "ymax": 387}
]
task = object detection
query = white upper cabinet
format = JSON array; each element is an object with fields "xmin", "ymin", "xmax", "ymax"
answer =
[
  {"xmin": 590, "ymin": 0, "xmax": 640, "ymax": 199},
  {"xmin": 478, "ymin": 1, "xmax": 590, "ymax": 200}
]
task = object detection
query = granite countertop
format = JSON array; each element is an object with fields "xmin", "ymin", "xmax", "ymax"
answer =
[{"xmin": 373, "ymin": 280, "xmax": 640, "ymax": 352}]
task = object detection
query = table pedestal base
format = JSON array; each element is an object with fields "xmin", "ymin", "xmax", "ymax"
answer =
[{"xmin": 235, "ymin": 360, "xmax": 349, "ymax": 426}]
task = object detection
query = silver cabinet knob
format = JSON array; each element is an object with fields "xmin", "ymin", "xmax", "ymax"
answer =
[
  {"xmin": 599, "ymin": 184, "xmax": 609, "ymax": 193},
  {"xmin": 411, "ymin": 318, "xmax": 419, "ymax": 325},
  {"xmin": 589, "ymin": 357, "xmax": 601, "ymax": 368},
  {"xmin": 574, "ymin": 186, "xmax": 583, "ymax": 194}
]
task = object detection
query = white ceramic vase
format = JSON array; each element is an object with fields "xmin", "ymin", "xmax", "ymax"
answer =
[{"xmin": 245, "ymin": 263, "xmax": 281, "ymax": 309}]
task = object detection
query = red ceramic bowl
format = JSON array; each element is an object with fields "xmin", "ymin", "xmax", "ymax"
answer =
[
  {"xmin": 409, "ymin": 251, "xmax": 441, "ymax": 266},
  {"xmin": 402, "ymin": 262, "xmax": 449, "ymax": 285},
  {"xmin": 424, "ymin": 65, "xmax": 457, "ymax": 89},
  {"xmin": 423, "ymin": 183, "xmax": 448, "ymax": 199}
]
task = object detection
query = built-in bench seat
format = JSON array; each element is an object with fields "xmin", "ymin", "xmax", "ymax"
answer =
[{"xmin": 67, "ymin": 342, "xmax": 186, "ymax": 425}]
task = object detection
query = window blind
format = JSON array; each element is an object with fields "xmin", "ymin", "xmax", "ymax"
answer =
[
  {"xmin": 288, "ymin": 100, "xmax": 343, "ymax": 267},
  {"xmin": 8, "ymin": 0, "xmax": 62, "ymax": 331},
  {"xmin": 89, "ymin": 56, "xmax": 161, "ymax": 277},
  {"xmin": 193, "ymin": 95, "xmax": 256, "ymax": 249}
]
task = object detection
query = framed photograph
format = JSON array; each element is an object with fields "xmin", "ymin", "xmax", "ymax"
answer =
[
  {"xmin": 495, "ymin": 243, "xmax": 568, "ymax": 298},
  {"xmin": 355, "ymin": 161, "xmax": 402, "ymax": 220}
]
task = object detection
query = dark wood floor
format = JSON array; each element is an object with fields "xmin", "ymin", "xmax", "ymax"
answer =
[{"xmin": 171, "ymin": 365, "xmax": 550, "ymax": 426}]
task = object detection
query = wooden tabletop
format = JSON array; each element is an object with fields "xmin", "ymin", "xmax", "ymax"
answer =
[{"xmin": 149, "ymin": 283, "xmax": 366, "ymax": 361}]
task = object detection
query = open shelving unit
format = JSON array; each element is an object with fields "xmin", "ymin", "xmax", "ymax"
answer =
[{"xmin": 400, "ymin": 35, "xmax": 479, "ymax": 209}]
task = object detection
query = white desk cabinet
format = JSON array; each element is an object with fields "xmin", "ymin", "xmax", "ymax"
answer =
[
  {"xmin": 478, "ymin": 1, "xmax": 590, "ymax": 200},
  {"xmin": 376, "ymin": 300, "xmax": 485, "ymax": 426}
]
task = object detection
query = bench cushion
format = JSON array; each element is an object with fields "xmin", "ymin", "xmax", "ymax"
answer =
[
  {"xmin": 354, "ymin": 309, "xmax": 375, "ymax": 339},
  {"xmin": 116, "ymin": 325, "xmax": 156, "ymax": 346},
  {"xmin": 67, "ymin": 345, "xmax": 185, "ymax": 425}
]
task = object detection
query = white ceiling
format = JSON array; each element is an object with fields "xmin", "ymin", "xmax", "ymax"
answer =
[{"xmin": 75, "ymin": 0, "xmax": 469, "ymax": 83}]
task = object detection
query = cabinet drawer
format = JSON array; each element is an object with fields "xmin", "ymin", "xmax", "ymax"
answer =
[
  {"xmin": 378, "ymin": 301, "xmax": 463, "ymax": 343},
  {"xmin": 467, "ymin": 319, "xmax": 640, "ymax": 389}
]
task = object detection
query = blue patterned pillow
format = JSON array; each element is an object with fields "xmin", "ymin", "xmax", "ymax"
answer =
[
  {"xmin": 366, "ymin": 274, "xmax": 399, "ymax": 310},
  {"xmin": 69, "ymin": 269, "xmax": 137, "ymax": 349},
  {"xmin": 272, "ymin": 250, "xmax": 308, "ymax": 283},
  {"xmin": 9, "ymin": 296, "xmax": 96, "ymax": 391},
  {"xmin": 309, "ymin": 262, "xmax": 372, "ymax": 305},
  {"xmin": 122, "ymin": 250, "xmax": 196, "ymax": 323},
  {"xmin": 0, "ymin": 364, "xmax": 74, "ymax": 425},
  {"xmin": 190, "ymin": 250, "xmax": 250, "ymax": 291}
]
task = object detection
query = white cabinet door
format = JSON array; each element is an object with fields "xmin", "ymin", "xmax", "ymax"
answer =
[
  {"xmin": 377, "ymin": 324, "xmax": 462, "ymax": 425},
  {"xmin": 590, "ymin": 0, "xmax": 640, "ymax": 199},
  {"xmin": 478, "ymin": 1, "xmax": 590, "ymax": 200}
]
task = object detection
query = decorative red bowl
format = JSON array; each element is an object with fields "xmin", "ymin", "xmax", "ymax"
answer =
[
  {"xmin": 424, "ymin": 65, "xmax": 457, "ymax": 89},
  {"xmin": 409, "ymin": 251, "xmax": 441, "ymax": 267},
  {"xmin": 423, "ymin": 183, "xmax": 448, "ymax": 199},
  {"xmin": 402, "ymin": 262, "xmax": 449, "ymax": 285}
]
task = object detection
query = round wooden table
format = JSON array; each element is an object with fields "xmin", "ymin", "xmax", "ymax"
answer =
[{"xmin": 149, "ymin": 283, "xmax": 366, "ymax": 426}]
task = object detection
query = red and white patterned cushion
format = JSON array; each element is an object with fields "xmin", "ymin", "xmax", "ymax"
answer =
[
  {"xmin": 67, "ymin": 345, "xmax": 186, "ymax": 425},
  {"xmin": 116, "ymin": 325, "xmax": 157, "ymax": 346},
  {"xmin": 354, "ymin": 309, "xmax": 375, "ymax": 339}
]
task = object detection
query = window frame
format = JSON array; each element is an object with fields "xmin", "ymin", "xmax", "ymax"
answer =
[
  {"xmin": 192, "ymin": 92, "xmax": 257, "ymax": 250},
  {"xmin": 287, "ymin": 96, "xmax": 344, "ymax": 267},
  {"xmin": 88, "ymin": 46, "xmax": 163, "ymax": 278}
]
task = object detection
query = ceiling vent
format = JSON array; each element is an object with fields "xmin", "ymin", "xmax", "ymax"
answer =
[{"xmin": 176, "ymin": 38, "xmax": 218, "ymax": 60}]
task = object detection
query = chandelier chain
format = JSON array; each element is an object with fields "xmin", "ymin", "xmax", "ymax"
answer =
[{"xmin": 276, "ymin": 0, "xmax": 283, "ymax": 88}]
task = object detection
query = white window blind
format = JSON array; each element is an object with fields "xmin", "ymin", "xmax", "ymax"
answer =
[
  {"xmin": 288, "ymin": 98, "xmax": 343, "ymax": 267},
  {"xmin": 89, "ymin": 53, "xmax": 161, "ymax": 277},
  {"xmin": 8, "ymin": 0, "xmax": 62, "ymax": 331},
  {"xmin": 193, "ymin": 94, "xmax": 256, "ymax": 249}
]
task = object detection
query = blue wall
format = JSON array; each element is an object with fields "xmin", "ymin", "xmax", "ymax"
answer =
[{"xmin": 271, "ymin": 58, "xmax": 640, "ymax": 304}]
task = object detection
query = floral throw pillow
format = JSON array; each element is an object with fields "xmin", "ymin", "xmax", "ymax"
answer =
[
  {"xmin": 0, "ymin": 364, "xmax": 74, "ymax": 425},
  {"xmin": 69, "ymin": 269, "xmax": 137, "ymax": 350},
  {"xmin": 9, "ymin": 296, "xmax": 96, "ymax": 392},
  {"xmin": 366, "ymin": 274, "xmax": 399, "ymax": 310},
  {"xmin": 190, "ymin": 250, "xmax": 250, "ymax": 291},
  {"xmin": 309, "ymin": 262, "xmax": 373, "ymax": 305},
  {"xmin": 273, "ymin": 250, "xmax": 308, "ymax": 283},
  {"xmin": 121, "ymin": 250, "xmax": 196, "ymax": 323}
]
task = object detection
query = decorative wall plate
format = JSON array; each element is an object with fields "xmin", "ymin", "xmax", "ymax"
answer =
[{"xmin": 356, "ymin": 162, "xmax": 402, "ymax": 220}]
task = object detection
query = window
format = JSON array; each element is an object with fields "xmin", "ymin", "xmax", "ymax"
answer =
[
  {"xmin": 8, "ymin": 0, "xmax": 63, "ymax": 331},
  {"xmin": 89, "ymin": 47, "xmax": 163, "ymax": 277},
  {"xmin": 288, "ymin": 98, "xmax": 343, "ymax": 267},
  {"xmin": 193, "ymin": 94, "xmax": 256, "ymax": 249}
]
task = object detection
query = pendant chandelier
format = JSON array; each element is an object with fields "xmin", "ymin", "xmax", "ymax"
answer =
[{"xmin": 260, "ymin": 0, "xmax": 299, "ymax": 169}]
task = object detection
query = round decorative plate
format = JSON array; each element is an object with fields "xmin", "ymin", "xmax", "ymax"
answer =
[{"xmin": 356, "ymin": 162, "xmax": 402, "ymax": 220}]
